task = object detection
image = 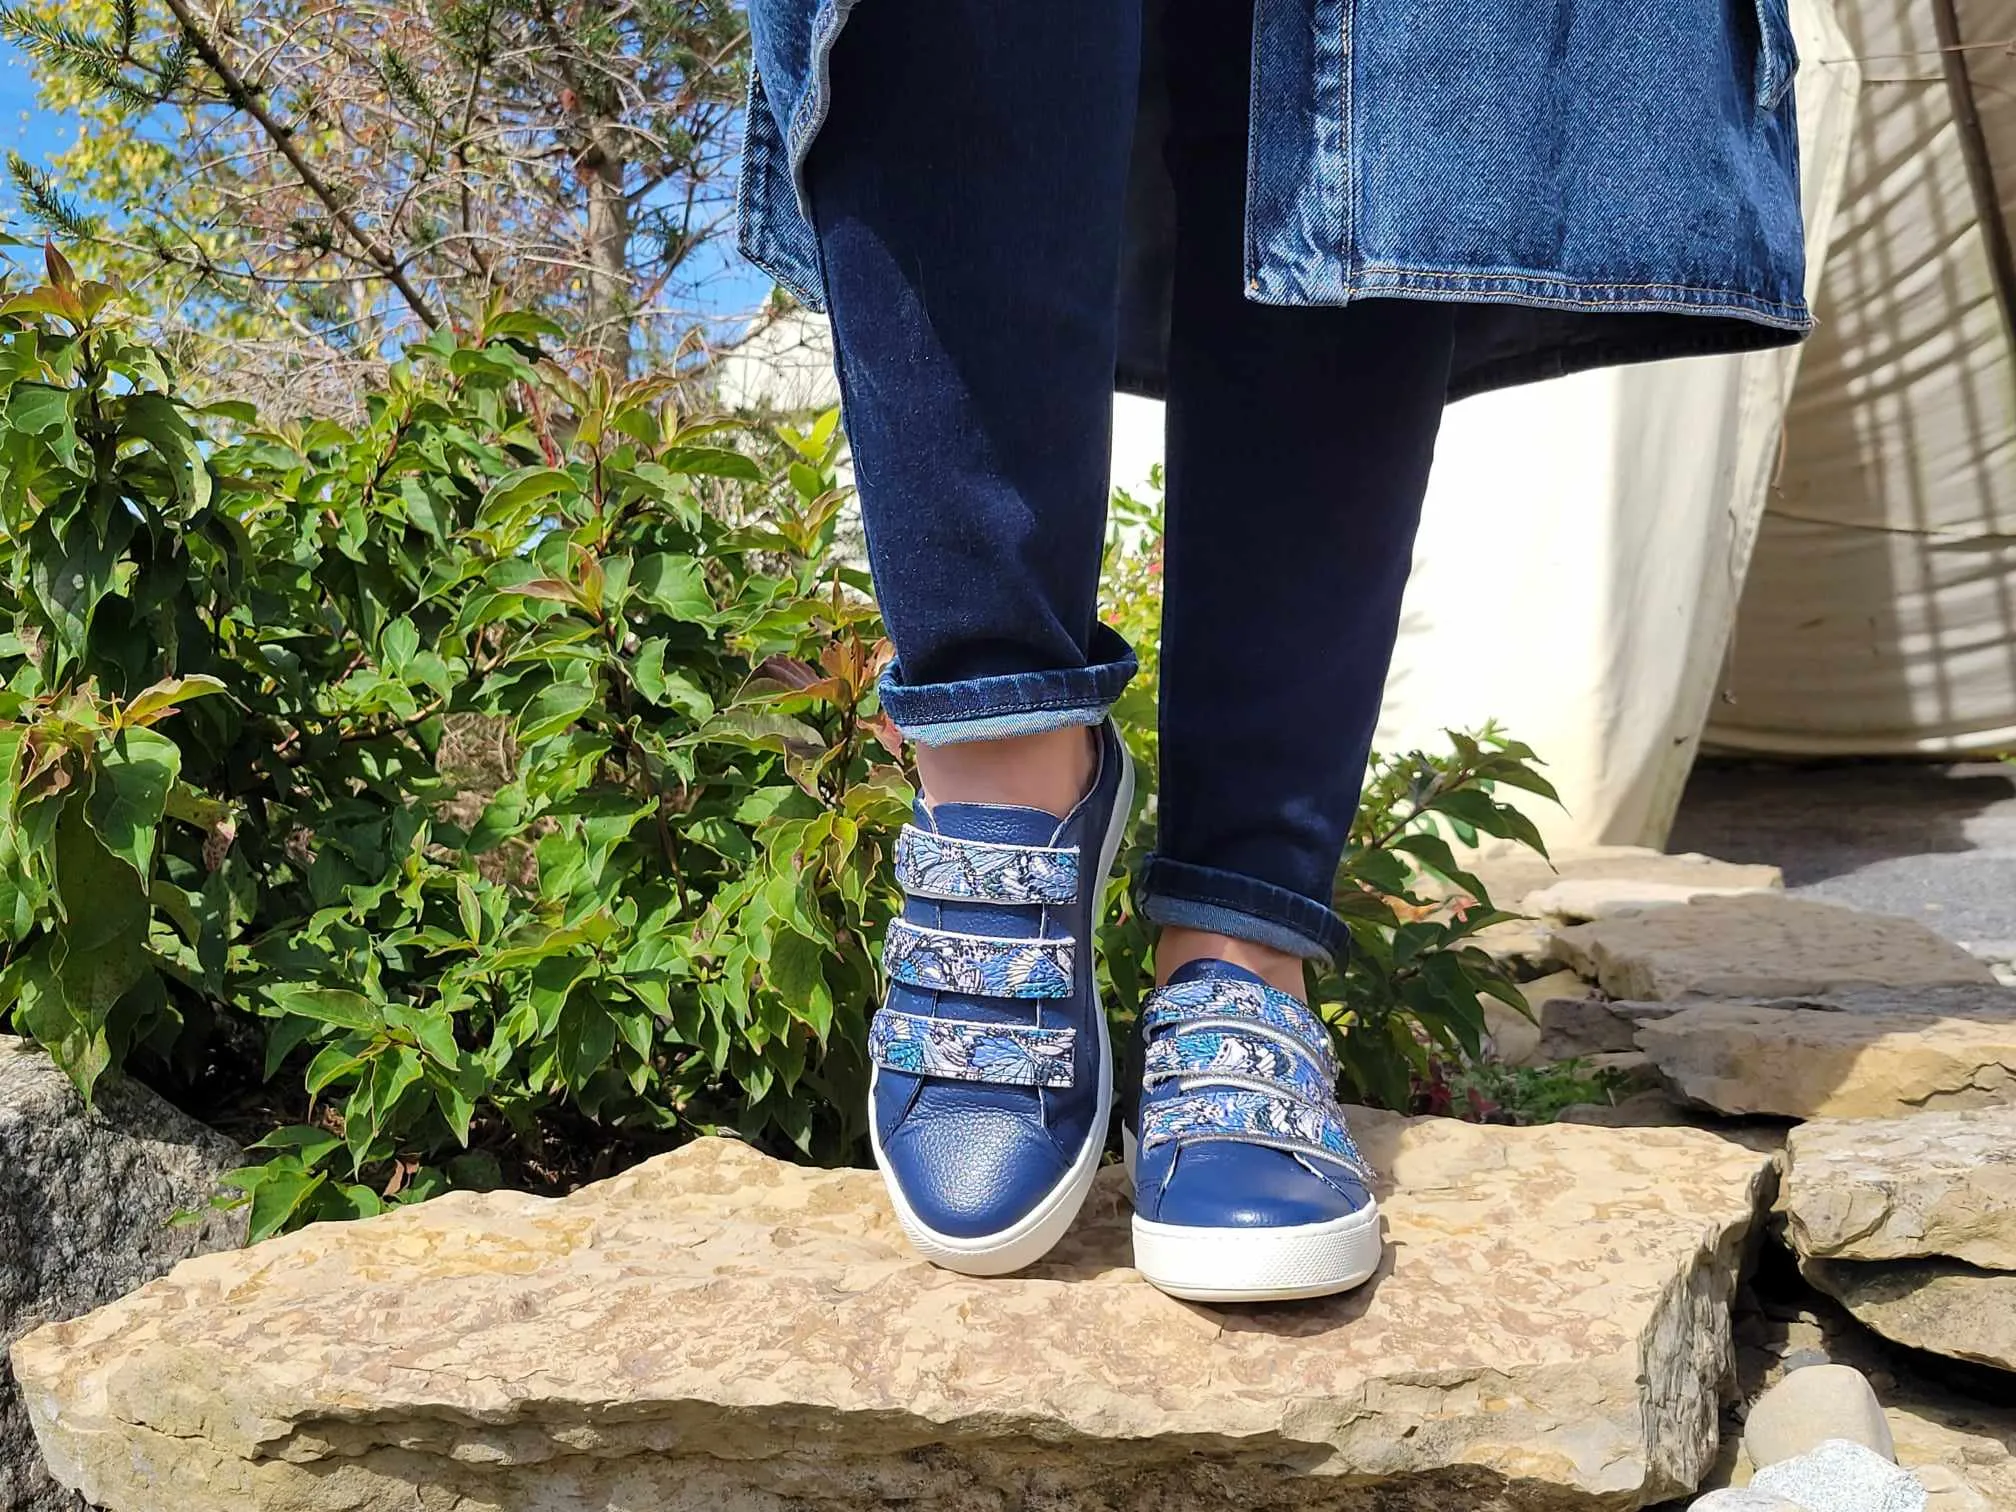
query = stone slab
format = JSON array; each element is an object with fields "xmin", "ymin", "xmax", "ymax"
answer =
[
  {"xmin": 1803, "ymin": 1260, "xmax": 2016, "ymax": 1374},
  {"xmin": 13, "ymin": 1118, "xmax": 1778, "ymax": 1512},
  {"xmin": 1887, "ymin": 1400, "xmax": 2016, "ymax": 1512},
  {"xmin": 0, "ymin": 1036, "xmax": 245, "ymax": 1512},
  {"xmin": 1781, "ymin": 1108, "xmax": 2016, "ymax": 1269},
  {"xmin": 1552, "ymin": 897, "xmax": 1995, "ymax": 1003},
  {"xmin": 1467, "ymin": 846, "xmax": 1783, "ymax": 918},
  {"xmin": 1631, "ymin": 987, "xmax": 2016, "ymax": 1120},
  {"xmin": 1525, "ymin": 880, "xmax": 1778, "ymax": 925}
]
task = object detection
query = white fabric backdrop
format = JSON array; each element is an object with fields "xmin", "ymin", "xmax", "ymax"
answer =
[{"xmin": 1709, "ymin": 0, "xmax": 2016, "ymax": 757}]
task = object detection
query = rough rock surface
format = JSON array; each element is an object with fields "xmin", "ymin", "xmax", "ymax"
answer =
[
  {"xmin": 1688, "ymin": 1491, "xmax": 1805, "ymax": 1511},
  {"xmin": 1748, "ymin": 1440, "xmax": 1926, "ymax": 1511},
  {"xmin": 1803, "ymin": 1260, "xmax": 2016, "ymax": 1373},
  {"xmin": 13, "ymin": 1118, "xmax": 1777, "ymax": 1512},
  {"xmin": 1726, "ymin": 1261, "xmax": 2016, "ymax": 1511},
  {"xmin": 0, "ymin": 1036, "xmax": 245, "ymax": 1512},
  {"xmin": 1551, "ymin": 897, "xmax": 1995, "ymax": 1002},
  {"xmin": 1525, "ymin": 879, "xmax": 1777, "ymax": 924},
  {"xmin": 1742, "ymin": 1365, "xmax": 1895, "ymax": 1469},
  {"xmin": 1780, "ymin": 1108, "xmax": 2016, "ymax": 1269},
  {"xmin": 1887, "ymin": 1400, "xmax": 2016, "ymax": 1512},
  {"xmin": 1468, "ymin": 845, "xmax": 1783, "ymax": 918},
  {"xmin": 1632, "ymin": 987, "xmax": 2016, "ymax": 1120}
]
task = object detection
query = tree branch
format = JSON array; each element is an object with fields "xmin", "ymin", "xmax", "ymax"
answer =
[{"xmin": 155, "ymin": 0, "xmax": 444, "ymax": 330}]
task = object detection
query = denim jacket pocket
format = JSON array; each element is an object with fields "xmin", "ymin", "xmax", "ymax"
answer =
[{"xmin": 1753, "ymin": 0, "xmax": 1799, "ymax": 112}]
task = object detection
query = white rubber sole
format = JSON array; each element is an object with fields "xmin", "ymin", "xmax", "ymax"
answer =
[
  {"xmin": 869, "ymin": 741, "xmax": 1136, "ymax": 1278},
  {"xmin": 1123, "ymin": 1131, "xmax": 1385, "ymax": 1302}
]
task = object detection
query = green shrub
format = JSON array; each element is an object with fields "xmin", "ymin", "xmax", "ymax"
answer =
[
  {"xmin": 0, "ymin": 250, "xmax": 907, "ymax": 1234},
  {"xmin": 0, "ymin": 254, "xmax": 1554, "ymax": 1238}
]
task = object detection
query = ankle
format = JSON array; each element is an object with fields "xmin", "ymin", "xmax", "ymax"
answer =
[
  {"xmin": 914, "ymin": 725, "xmax": 1097, "ymax": 819},
  {"xmin": 1155, "ymin": 928, "xmax": 1309, "ymax": 1000}
]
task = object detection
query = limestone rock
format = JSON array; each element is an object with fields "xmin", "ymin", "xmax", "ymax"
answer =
[
  {"xmin": 1467, "ymin": 845, "xmax": 1783, "ymax": 918},
  {"xmin": 1691, "ymin": 1492, "xmax": 1808, "ymax": 1511},
  {"xmin": 1526, "ymin": 879, "xmax": 1776, "ymax": 924},
  {"xmin": 1749, "ymin": 1441, "xmax": 1927, "ymax": 1511},
  {"xmin": 1536, "ymin": 992, "xmax": 1653, "ymax": 1060},
  {"xmin": 1554, "ymin": 1091, "xmax": 1787, "ymax": 1155},
  {"xmin": 1474, "ymin": 918, "xmax": 1563, "ymax": 971},
  {"xmin": 13, "ymin": 1118, "xmax": 1779, "ymax": 1512},
  {"xmin": 1632, "ymin": 986, "xmax": 2016, "ymax": 1120},
  {"xmin": 1804, "ymin": 1260, "xmax": 2016, "ymax": 1373},
  {"xmin": 1725, "ymin": 1259, "xmax": 2016, "ymax": 1511},
  {"xmin": 1689, "ymin": 1490, "xmax": 1806, "ymax": 1511},
  {"xmin": 1481, "ymin": 993, "xmax": 1544, "ymax": 1065},
  {"xmin": 1887, "ymin": 1399, "xmax": 2016, "ymax": 1512},
  {"xmin": 1743, "ymin": 1365, "xmax": 1895, "ymax": 1469},
  {"xmin": 1781, "ymin": 1108, "xmax": 2016, "ymax": 1269},
  {"xmin": 0, "ymin": 1036, "xmax": 246, "ymax": 1512},
  {"xmin": 1552, "ymin": 897, "xmax": 1995, "ymax": 1002}
]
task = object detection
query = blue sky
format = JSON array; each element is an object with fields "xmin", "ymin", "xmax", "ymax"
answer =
[
  {"xmin": 0, "ymin": 42, "xmax": 69, "ymax": 171},
  {"xmin": 0, "ymin": 39, "xmax": 774, "ymax": 320}
]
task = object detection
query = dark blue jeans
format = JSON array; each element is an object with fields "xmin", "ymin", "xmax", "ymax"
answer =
[{"xmin": 805, "ymin": 0, "xmax": 1456, "ymax": 964}]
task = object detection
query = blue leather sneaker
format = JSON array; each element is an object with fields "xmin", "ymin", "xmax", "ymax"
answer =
[
  {"xmin": 1125, "ymin": 960, "xmax": 1382, "ymax": 1302},
  {"xmin": 867, "ymin": 721, "xmax": 1134, "ymax": 1275}
]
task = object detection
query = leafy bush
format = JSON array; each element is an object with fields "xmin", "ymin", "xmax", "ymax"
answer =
[
  {"xmin": 1, "ymin": 253, "xmax": 1554, "ymax": 1239},
  {"xmin": 0, "ymin": 248, "xmax": 907, "ymax": 1234}
]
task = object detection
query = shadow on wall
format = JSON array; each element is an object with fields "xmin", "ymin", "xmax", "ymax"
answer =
[{"xmin": 1708, "ymin": 0, "xmax": 2016, "ymax": 757}]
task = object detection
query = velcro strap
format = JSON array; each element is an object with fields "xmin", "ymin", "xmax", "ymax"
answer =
[
  {"xmin": 1141, "ymin": 1087, "xmax": 1370, "ymax": 1177},
  {"xmin": 894, "ymin": 826, "xmax": 1079, "ymax": 905},
  {"xmin": 1143, "ymin": 1029, "xmax": 1335, "ymax": 1105},
  {"xmin": 883, "ymin": 918, "xmax": 1075, "ymax": 999},
  {"xmin": 1141, "ymin": 979, "xmax": 1335, "ymax": 1071},
  {"xmin": 869, "ymin": 1009, "xmax": 1075, "ymax": 1087}
]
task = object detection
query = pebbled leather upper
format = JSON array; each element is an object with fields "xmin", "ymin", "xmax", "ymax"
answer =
[
  {"xmin": 1128, "ymin": 959, "xmax": 1375, "ymax": 1230},
  {"xmin": 871, "ymin": 722, "xmax": 1126, "ymax": 1239}
]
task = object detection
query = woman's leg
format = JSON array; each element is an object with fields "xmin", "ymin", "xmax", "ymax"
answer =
[
  {"xmin": 1144, "ymin": 0, "xmax": 1458, "ymax": 990},
  {"xmin": 1124, "ymin": 0, "xmax": 1454, "ymax": 1302},
  {"xmin": 799, "ymin": 0, "xmax": 1141, "ymax": 1271},
  {"xmin": 804, "ymin": 0, "xmax": 1140, "ymax": 808}
]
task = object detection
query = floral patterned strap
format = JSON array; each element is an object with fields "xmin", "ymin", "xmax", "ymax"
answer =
[
  {"xmin": 883, "ymin": 918, "xmax": 1075, "ymax": 1000},
  {"xmin": 894, "ymin": 826, "xmax": 1079, "ymax": 906},
  {"xmin": 1142, "ymin": 1029, "xmax": 1335, "ymax": 1105},
  {"xmin": 1140, "ymin": 979, "xmax": 1335, "ymax": 1071},
  {"xmin": 1141, "ymin": 1087, "xmax": 1371, "ymax": 1179},
  {"xmin": 869, "ymin": 1009, "xmax": 1076, "ymax": 1087}
]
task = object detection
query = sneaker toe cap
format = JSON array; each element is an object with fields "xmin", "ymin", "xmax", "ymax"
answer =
[
  {"xmin": 1145, "ymin": 1141, "xmax": 1371, "ymax": 1229},
  {"xmin": 883, "ymin": 1104, "xmax": 1073, "ymax": 1240}
]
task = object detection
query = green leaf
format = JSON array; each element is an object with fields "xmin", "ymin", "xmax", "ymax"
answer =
[
  {"xmin": 517, "ymin": 678, "xmax": 599, "ymax": 743},
  {"xmin": 46, "ymin": 806, "xmax": 150, "ymax": 1096},
  {"xmin": 658, "ymin": 444, "xmax": 762, "ymax": 482},
  {"xmin": 632, "ymin": 553, "xmax": 715, "ymax": 623},
  {"xmin": 249, "ymin": 1125, "xmax": 343, "ymax": 1165},
  {"xmin": 304, "ymin": 1043, "xmax": 367, "ymax": 1095},
  {"xmin": 85, "ymin": 727, "xmax": 180, "ymax": 877},
  {"xmin": 268, "ymin": 985, "xmax": 383, "ymax": 1033},
  {"xmin": 8, "ymin": 382, "xmax": 72, "ymax": 439},
  {"xmin": 122, "ymin": 674, "xmax": 227, "ymax": 727},
  {"xmin": 381, "ymin": 616, "xmax": 420, "ymax": 671},
  {"xmin": 630, "ymin": 640, "xmax": 715, "ymax": 721},
  {"xmin": 696, "ymin": 708, "xmax": 823, "ymax": 761},
  {"xmin": 479, "ymin": 465, "xmax": 577, "ymax": 523},
  {"xmin": 237, "ymin": 1163, "xmax": 329, "ymax": 1243}
]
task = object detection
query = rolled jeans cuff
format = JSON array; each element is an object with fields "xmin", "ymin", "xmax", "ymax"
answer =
[
  {"xmin": 876, "ymin": 623, "xmax": 1138, "ymax": 747},
  {"xmin": 1136, "ymin": 856, "xmax": 1350, "ymax": 966}
]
